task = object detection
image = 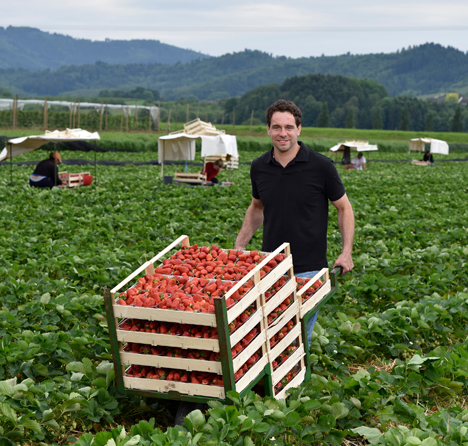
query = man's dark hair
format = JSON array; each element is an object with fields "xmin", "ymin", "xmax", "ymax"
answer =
[{"xmin": 266, "ymin": 100, "xmax": 302, "ymax": 127}]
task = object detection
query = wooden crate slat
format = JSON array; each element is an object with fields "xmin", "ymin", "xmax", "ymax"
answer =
[
  {"xmin": 226, "ymin": 285, "xmax": 262, "ymax": 324},
  {"xmin": 116, "ymin": 330, "xmax": 220, "ymax": 352},
  {"xmin": 235, "ymin": 356, "xmax": 269, "ymax": 394},
  {"xmin": 269, "ymin": 324, "xmax": 301, "ymax": 362},
  {"xmin": 299, "ymin": 280, "xmax": 332, "ymax": 319},
  {"xmin": 263, "ymin": 279, "xmax": 296, "ymax": 316},
  {"xmin": 256, "ymin": 256, "xmax": 293, "ymax": 295},
  {"xmin": 296, "ymin": 268, "xmax": 329, "ymax": 300},
  {"xmin": 271, "ymin": 345, "xmax": 305, "ymax": 386},
  {"xmin": 120, "ymin": 352, "xmax": 222, "ymax": 374},
  {"xmin": 123, "ymin": 376, "xmax": 225, "ymax": 398},
  {"xmin": 229, "ymin": 308, "xmax": 263, "ymax": 347},
  {"xmin": 112, "ymin": 306, "xmax": 217, "ymax": 326},
  {"xmin": 232, "ymin": 330, "xmax": 267, "ymax": 372},
  {"xmin": 275, "ymin": 368, "xmax": 306, "ymax": 400},
  {"xmin": 266, "ymin": 301, "xmax": 300, "ymax": 341},
  {"xmin": 111, "ymin": 235, "xmax": 189, "ymax": 295}
]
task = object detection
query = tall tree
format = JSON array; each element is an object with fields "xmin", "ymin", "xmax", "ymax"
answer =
[
  {"xmin": 399, "ymin": 107, "xmax": 410, "ymax": 131},
  {"xmin": 424, "ymin": 113, "xmax": 434, "ymax": 131},
  {"xmin": 345, "ymin": 109, "xmax": 355, "ymax": 128},
  {"xmin": 316, "ymin": 103, "xmax": 330, "ymax": 128},
  {"xmin": 451, "ymin": 106, "xmax": 464, "ymax": 132},
  {"xmin": 372, "ymin": 108, "xmax": 383, "ymax": 129}
]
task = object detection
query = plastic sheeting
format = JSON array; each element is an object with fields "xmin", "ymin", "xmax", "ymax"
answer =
[
  {"xmin": 0, "ymin": 129, "xmax": 100, "ymax": 162},
  {"xmin": 200, "ymin": 134, "xmax": 238, "ymax": 158},
  {"xmin": 409, "ymin": 138, "xmax": 449, "ymax": 155},
  {"xmin": 329, "ymin": 141, "xmax": 379, "ymax": 152}
]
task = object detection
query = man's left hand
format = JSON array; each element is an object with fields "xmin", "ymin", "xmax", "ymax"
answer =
[{"xmin": 333, "ymin": 253, "xmax": 354, "ymax": 275}]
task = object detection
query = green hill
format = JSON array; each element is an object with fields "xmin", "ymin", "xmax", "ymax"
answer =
[
  {"xmin": 1, "ymin": 31, "xmax": 468, "ymax": 100},
  {"xmin": 0, "ymin": 26, "xmax": 210, "ymax": 70}
]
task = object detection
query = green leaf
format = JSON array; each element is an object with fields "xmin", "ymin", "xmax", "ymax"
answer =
[
  {"xmin": 19, "ymin": 419, "xmax": 42, "ymax": 433},
  {"xmin": 186, "ymin": 410, "xmax": 205, "ymax": 430},
  {"xmin": 352, "ymin": 427, "xmax": 382, "ymax": 445},
  {"xmin": 284, "ymin": 411, "xmax": 301, "ymax": 427},
  {"xmin": 0, "ymin": 403, "xmax": 17, "ymax": 423}
]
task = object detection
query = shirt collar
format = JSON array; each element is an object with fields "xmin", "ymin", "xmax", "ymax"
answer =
[{"xmin": 266, "ymin": 141, "xmax": 309, "ymax": 164}]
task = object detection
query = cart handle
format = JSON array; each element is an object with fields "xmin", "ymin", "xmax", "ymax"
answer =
[{"xmin": 330, "ymin": 265, "xmax": 343, "ymax": 292}]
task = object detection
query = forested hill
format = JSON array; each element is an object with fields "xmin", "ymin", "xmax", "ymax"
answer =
[
  {"xmin": 1, "ymin": 38, "xmax": 468, "ymax": 99},
  {"xmin": 0, "ymin": 26, "xmax": 210, "ymax": 69}
]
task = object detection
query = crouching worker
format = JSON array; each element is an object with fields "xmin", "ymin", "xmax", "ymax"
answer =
[
  {"xmin": 204, "ymin": 158, "xmax": 224, "ymax": 184},
  {"xmin": 29, "ymin": 152, "xmax": 63, "ymax": 188}
]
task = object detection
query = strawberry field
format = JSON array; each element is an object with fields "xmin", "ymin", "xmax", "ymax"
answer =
[{"xmin": 1, "ymin": 144, "xmax": 468, "ymax": 446}]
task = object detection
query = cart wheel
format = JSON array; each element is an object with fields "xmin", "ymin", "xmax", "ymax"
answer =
[{"xmin": 174, "ymin": 401, "xmax": 205, "ymax": 426}]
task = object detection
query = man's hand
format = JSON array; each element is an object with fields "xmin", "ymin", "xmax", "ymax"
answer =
[
  {"xmin": 235, "ymin": 198, "xmax": 264, "ymax": 250},
  {"xmin": 333, "ymin": 253, "xmax": 354, "ymax": 275}
]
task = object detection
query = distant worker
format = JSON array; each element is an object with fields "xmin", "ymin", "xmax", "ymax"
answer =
[
  {"xmin": 29, "ymin": 152, "xmax": 63, "ymax": 188},
  {"xmin": 204, "ymin": 158, "xmax": 224, "ymax": 184},
  {"xmin": 345, "ymin": 152, "xmax": 366, "ymax": 171},
  {"xmin": 423, "ymin": 150, "xmax": 434, "ymax": 164}
]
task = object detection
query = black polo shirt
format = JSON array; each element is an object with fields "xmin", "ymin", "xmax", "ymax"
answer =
[{"xmin": 250, "ymin": 142, "xmax": 345, "ymax": 273}]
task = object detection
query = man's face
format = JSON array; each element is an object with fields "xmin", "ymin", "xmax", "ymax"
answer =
[{"xmin": 267, "ymin": 111, "xmax": 301, "ymax": 154}]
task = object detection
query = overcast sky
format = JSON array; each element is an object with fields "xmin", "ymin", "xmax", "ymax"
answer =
[{"xmin": 3, "ymin": 0, "xmax": 468, "ymax": 58}]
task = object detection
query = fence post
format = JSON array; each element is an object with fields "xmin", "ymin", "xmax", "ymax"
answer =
[
  {"xmin": 250, "ymin": 109, "xmax": 254, "ymax": 135},
  {"xmin": 186, "ymin": 103, "xmax": 189, "ymax": 123},
  {"xmin": 99, "ymin": 102, "xmax": 103, "ymax": 132},
  {"xmin": 105, "ymin": 102, "xmax": 108, "ymax": 131},
  {"xmin": 43, "ymin": 98, "xmax": 48, "ymax": 130},
  {"xmin": 157, "ymin": 101, "xmax": 160, "ymax": 132},
  {"xmin": 126, "ymin": 103, "xmax": 129, "ymax": 132},
  {"xmin": 135, "ymin": 100, "xmax": 138, "ymax": 128},
  {"xmin": 166, "ymin": 108, "xmax": 172, "ymax": 133},
  {"xmin": 120, "ymin": 105, "xmax": 124, "ymax": 132},
  {"xmin": 77, "ymin": 101, "xmax": 81, "ymax": 128}
]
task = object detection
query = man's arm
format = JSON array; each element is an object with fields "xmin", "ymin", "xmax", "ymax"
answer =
[
  {"xmin": 234, "ymin": 198, "xmax": 264, "ymax": 250},
  {"xmin": 331, "ymin": 193, "xmax": 355, "ymax": 274}
]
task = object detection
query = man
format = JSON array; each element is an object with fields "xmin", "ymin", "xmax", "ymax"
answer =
[
  {"xmin": 29, "ymin": 152, "xmax": 63, "ymax": 188},
  {"xmin": 235, "ymin": 100, "xmax": 354, "ymax": 343},
  {"xmin": 350, "ymin": 152, "xmax": 366, "ymax": 170}
]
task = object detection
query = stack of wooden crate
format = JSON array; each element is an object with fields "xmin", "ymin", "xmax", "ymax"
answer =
[{"xmin": 104, "ymin": 235, "xmax": 335, "ymax": 403}]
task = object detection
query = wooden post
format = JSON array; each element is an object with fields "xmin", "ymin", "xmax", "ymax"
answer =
[
  {"xmin": 186, "ymin": 103, "xmax": 189, "ymax": 123},
  {"xmin": 43, "ymin": 98, "xmax": 48, "ymax": 130},
  {"xmin": 12, "ymin": 95, "xmax": 17, "ymax": 129},
  {"xmin": 99, "ymin": 102, "xmax": 103, "ymax": 131},
  {"xmin": 77, "ymin": 101, "xmax": 81, "ymax": 128},
  {"xmin": 157, "ymin": 101, "xmax": 160, "ymax": 132},
  {"xmin": 126, "ymin": 103, "xmax": 129, "ymax": 132},
  {"xmin": 232, "ymin": 107, "xmax": 235, "ymax": 134},
  {"xmin": 69, "ymin": 102, "xmax": 73, "ymax": 128},
  {"xmin": 250, "ymin": 110, "xmax": 254, "ymax": 135},
  {"xmin": 135, "ymin": 100, "xmax": 138, "ymax": 128},
  {"xmin": 166, "ymin": 108, "xmax": 172, "ymax": 133},
  {"xmin": 148, "ymin": 106, "xmax": 152, "ymax": 132},
  {"xmin": 105, "ymin": 101, "xmax": 108, "ymax": 131},
  {"xmin": 72, "ymin": 101, "xmax": 76, "ymax": 128},
  {"xmin": 120, "ymin": 105, "xmax": 124, "ymax": 132},
  {"xmin": 196, "ymin": 109, "xmax": 199, "ymax": 119}
]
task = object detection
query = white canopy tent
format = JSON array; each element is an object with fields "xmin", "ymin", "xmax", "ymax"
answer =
[
  {"xmin": 328, "ymin": 141, "xmax": 378, "ymax": 164},
  {"xmin": 409, "ymin": 138, "xmax": 449, "ymax": 155},
  {"xmin": 158, "ymin": 133, "xmax": 238, "ymax": 177},
  {"xmin": 1, "ymin": 128, "xmax": 101, "ymax": 184}
]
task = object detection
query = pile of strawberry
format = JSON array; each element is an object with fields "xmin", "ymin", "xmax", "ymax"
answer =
[
  {"xmin": 271, "ymin": 343, "xmax": 298, "ymax": 370},
  {"xmin": 120, "ymin": 319, "xmax": 219, "ymax": 338},
  {"xmin": 126, "ymin": 365, "xmax": 224, "ymax": 386},
  {"xmin": 123, "ymin": 343, "xmax": 221, "ymax": 361},
  {"xmin": 234, "ymin": 350, "xmax": 262, "ymax": 381},
  {"xmin": 269, "ymin": 319, "xmax": 295, "ymax": 348},
  {"xmin": 295, "ymin": 276, "xmax": 324, "ymax": 301},
  {"xmin": 118, "ymin": 274, "xmax": 253, "ymax": 313},
  {"xmin": 274, "ymin": 367, "xmax": 300, "ymax": 394},
  {"xmin": 228, "ymin": 305, "xmax": 256, "ymax": 333},
  {"xmin": 264, "ymin": 276, "xmax": 289, "ymax": 302}
]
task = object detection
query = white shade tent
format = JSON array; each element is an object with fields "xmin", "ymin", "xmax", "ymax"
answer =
[
  {"xmin": 329, "ymin": 141, "xmax": 378, "ymax": 164},
  {"xmin": 158, "ymin": 133, "xmax": 238, "ymax": 177},
  {"xmin": 409, "ymin": 138, "xmax": 449, "ymax": 155},
  {"xmin": 1, "ymin": 128, "xmax": 101, "ymax": 184}
]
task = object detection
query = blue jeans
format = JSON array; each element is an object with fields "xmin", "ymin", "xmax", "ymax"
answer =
[{"xmin": 296, "ymin": 270, "xmax": 320, "ymax": 345}]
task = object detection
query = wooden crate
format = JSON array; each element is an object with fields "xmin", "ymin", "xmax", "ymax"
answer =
[
  {"xmin": 58, "ymin": 171, "xmax": 91, "ymax": 188},
  {"xmin": 173, "ymin": 171, "xmax": 209, "ymax": 186},
  {"xmin": 104, "ymin": 235, "xmax": 339, "ymax": 403},
  {"xmin": 205, "ymin": 155, "xmax": 239, "ymax": 170},
  {"xmin": 105, "ymin": 236, "xmax": 296, "ymax": 402}
]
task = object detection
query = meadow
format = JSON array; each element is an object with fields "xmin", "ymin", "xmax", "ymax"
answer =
[{"xmin": 0, "ymin": 130, "xmax": 468, "ymax": 445}]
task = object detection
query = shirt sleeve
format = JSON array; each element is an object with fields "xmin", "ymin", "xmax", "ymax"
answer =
[
  {"xmin": 324, "ymin": 160, "xmax": 345, "ymax": 202},
  {"xmin": 250, "ymin": 160, "xmax": 260, "ymax": 199}
]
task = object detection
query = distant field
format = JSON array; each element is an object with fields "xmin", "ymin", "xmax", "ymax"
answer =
[{"xmin": 1, "ymin": 127, "xmax": 468, "ymax": 154}]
